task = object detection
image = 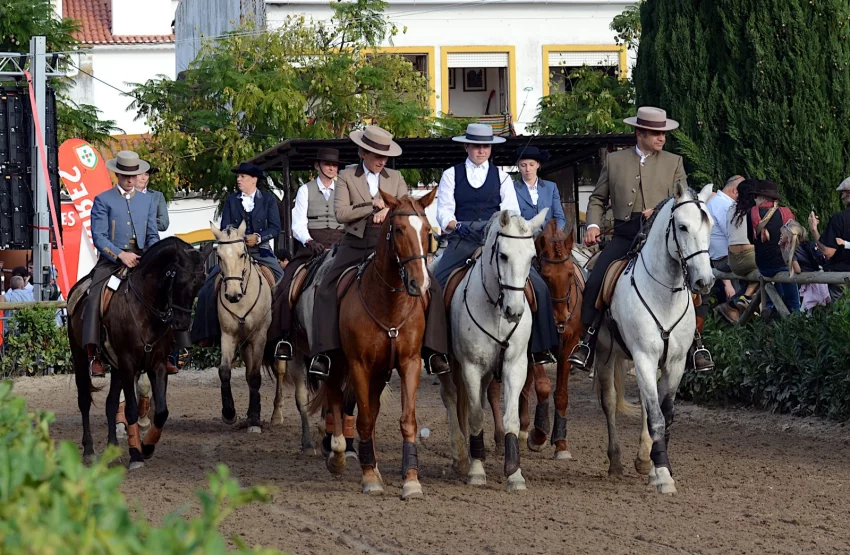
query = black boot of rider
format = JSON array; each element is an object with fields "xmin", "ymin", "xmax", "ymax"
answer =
[
  {"xmin": 274, "ymin": 335, "xmax": 294, "ymax": 361},
  {"xmin": 531, "ymin": 351, "xmax": 557, "ymax": 365},
  {"xmin": 309, "ymin": 352, "xmax": 332, "ymax": 379},
  {"xmin": 423, "ymin": 349, "xmax": 451, "ymax": 375},
  {"xmin": 567, "ymin": 323, "xmax": 598, "ymax": 371}
]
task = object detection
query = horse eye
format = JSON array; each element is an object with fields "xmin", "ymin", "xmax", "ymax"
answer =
[
  {"xmin": 240, "ymin": 252, "xmax": 247, "ymax": 258},
  {"xmin": 499, "ymin": 253, "xmax": 508, "ymax": 261},
  {"xmin": 395, "ymin": 227, "xmax": 403, "ymax": 234},
  {"xmin": 678, "ymin": 225, "xmax": 688, "ymax": 232}
]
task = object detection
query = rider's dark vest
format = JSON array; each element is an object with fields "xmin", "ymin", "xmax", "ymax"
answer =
[{"xmin": 454, "ymin": 162, "xmax": 501, "ymax": 222}]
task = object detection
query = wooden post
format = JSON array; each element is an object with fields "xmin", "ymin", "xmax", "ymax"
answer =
[
  {"xmin": 764, "ymin": 283, "xmax": 790, "ymax": 318},
  {"xmin": 759, "ymin": 278, "xmax": 768, "ymax": 321}
]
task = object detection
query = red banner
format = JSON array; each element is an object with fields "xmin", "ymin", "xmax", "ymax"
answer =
[{"xmin": 54, "ymin": 139, "xmax": 113, "ymax": 296}]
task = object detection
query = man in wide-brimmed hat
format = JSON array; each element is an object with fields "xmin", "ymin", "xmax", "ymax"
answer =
[
  {"xmin": 307, "ymin": 125, "xmax": 450, "ymax": 379},
  {"xmin": 569, "ymin": 107, "xmax": 713, "ymax": 372},
  {"xmin": 83, "ymin": 150, "xmax": 160, "ymax": 377},
  {"xmin": 270, "ymin": 148, "xmax": 345, "ymax": 360}
]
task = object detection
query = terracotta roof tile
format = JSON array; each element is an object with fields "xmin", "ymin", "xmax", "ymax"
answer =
[{"xmin": 65, "ymin": 0, "xmax": 174, "ymax": 45}]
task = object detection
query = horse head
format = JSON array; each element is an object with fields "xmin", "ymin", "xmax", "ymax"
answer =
[
  {"xmin": 485, "ymin": 209, "xmax": 548, "ymax": 323},
  {"xmin": 668, "ymin": 181, "xmax": 715, "ymax": 295},
  {"xmin": 379, "ymin": 188, "xmax": 437, "ymax": 297},
  {"xmin": 534, "ymin": 218, "xmax": 575, "ymax": 333},
  {"xmin": 171, "ymin": 242, "xmax": 211, "ymax": 334},
  {"xmin": 210, "ymin": 220, "xmax": 250, "ymax": 303}
]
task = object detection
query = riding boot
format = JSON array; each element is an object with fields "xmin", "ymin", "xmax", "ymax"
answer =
[
  {"xmin": 423, "ymin": 348, "xmax": 451, "ymax": 375},
  {"xmin": 166, "ymin": 361, "xmax": 179, "ymax": 375},
  {"xmin": 308, "ymin": 351, "xmax": 334, "ymax": 379},
  {"xmin": 567, "ymin": 314, "xmax": 603, "ymax": 370},
  {"xmin": 531, "ymin": 351, "xmax": 557, "ymax": 365},
  {"xmin": 87, "ymin": 345, "xmax": 106, "ymax": 378},
  {"xmin": 687, "ymin": 316, "xmax": 714, "ymax": 372}
]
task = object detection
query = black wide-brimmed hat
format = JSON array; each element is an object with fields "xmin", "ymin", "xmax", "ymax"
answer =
[
  {"xmin": 752, "ymin": 180, "xmax": 780, "ymax": 200},
  {"xmin": 315, "ymin": 148, "xmax": 341, "ymax": 165},
  {"xmin": 515, "ymin": 146, "xmax": 550, "ymax": 164},
  {"xmin": 231, "ymin": 162, "xmax": 265, "ymax": 179}
]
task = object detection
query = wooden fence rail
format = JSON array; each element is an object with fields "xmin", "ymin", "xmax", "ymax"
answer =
[{"xmin": 0, "ymin": 301, "xmax": 67, "ymax": 310}]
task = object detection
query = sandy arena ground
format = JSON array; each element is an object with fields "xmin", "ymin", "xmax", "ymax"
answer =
[{"xmin": 13, "ymin": 366, "xmax": 850, "ymax": 554}]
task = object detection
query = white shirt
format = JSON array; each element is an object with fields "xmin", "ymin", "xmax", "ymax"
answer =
[
  {"xmin": 116, "ymin": 185, "xmax": 132, "ymax": 200},
  {"xmin": 706, "ymin": 189, "xmax": 735, "ymax": 259},
  {"xmin": 4, "ymin": 282, "xmax": 33, "ymax": 296},
  {"xmin": 524, "ymin": 178, "xmax": 539, "ymax": 205},
  {"xmin": 436, "ymin": 159, "xmax": 520, "ymax": 230},
  {"xmin": 363, "ymin": 163, "xmax": 380, "ymax": 197},
  {"xmin": 240, "ymin": 189, "xmax": 257, "ymax": 213},
  {"xmin": 292, "ymin": 177, "xmax": 335, "ymax": 246},
  {"xmin": 725, "ymin": 204, "xmax": 750, "ymax": 247}
]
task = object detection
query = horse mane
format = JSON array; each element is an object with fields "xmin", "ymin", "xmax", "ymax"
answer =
[{"xmin": 137, "ymin": 236, "xmax": 191, "ymax": 269}]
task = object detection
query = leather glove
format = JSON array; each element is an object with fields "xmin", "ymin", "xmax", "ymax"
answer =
[
  {"xmin": 245, "ymin": 234, "xmax": 260, "ymax": 247},
  {"xmin": 454, "ymin": 223, "xmax": 482, "ymax": 244},
  {"xmin": 307, "ymin": 240, "xmax": 326, "ymax": 256}
]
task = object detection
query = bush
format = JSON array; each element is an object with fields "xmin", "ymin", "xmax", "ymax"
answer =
[
  {"xmin": 0, "ymin": 381, "xmax": 280, "ymax": 554},
  {"xmin": 680, "ymin": 296, "xmax": 850, "ymax": 420},
  {"xmin": 1, "ymin": 306, "xmax": 71, "ymax": 377}
]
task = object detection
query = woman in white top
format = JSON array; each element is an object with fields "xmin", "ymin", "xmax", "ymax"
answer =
[{"xmin": 723, "ymin": 179, "xmax": 760, "ymax": 313}]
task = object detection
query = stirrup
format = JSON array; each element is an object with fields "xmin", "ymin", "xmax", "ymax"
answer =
[
  {"xmin": 691, "ymin": 347, "xmax": 714, "ymax": 373},
  {"xmin": 308, "ymin": 354, "xmax": 331, "ymax": 379},
  {"xmin": 424, "ymin": 352, "xmax": 451, "ymax": 376},
  {"xmin": 274, "ymin": 340, "xmax": 293, "ymax": 361},
  {"xmin": 566, "ymin": 342, "xmax": 591, "ymax": 368},
  {"xmin": 532, "ymin": 351, "xmax": 557, "ymax": 365}
]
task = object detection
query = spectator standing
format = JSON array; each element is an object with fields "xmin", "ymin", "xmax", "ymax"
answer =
[
  {"xmin": 4, "ymin": 266, "xmax": 33, "ymax": 296},
  {"xmin": 809, "ymin": 177, "xmax": 850, "ymax": 301},
  {"xmin": 1, "ymin": 276, "xmax": 35, "ymax": 332}
]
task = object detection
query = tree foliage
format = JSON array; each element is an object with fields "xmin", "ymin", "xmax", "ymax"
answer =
[
  {"xmin": 529, "ymin": 66, "xmax": 635, "ymax": 135},
  {"xmin": 131, "ymin": 0, "xmax": 445, "ymax": 201},
  {"xmin": 0, "ymin": 0, "xmax": 120, "ymax": 146},
  {"xmin": 610, "ymin": 1, "xmax": 643, "ymax": 52},
  {"xmin": 636, "ymin": 0, "xmax": 850, "ymax": 216}
]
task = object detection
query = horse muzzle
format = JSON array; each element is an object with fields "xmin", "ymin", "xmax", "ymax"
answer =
[
  {"xmin": 503, "ymin": 303, "xmax": 524, "ymax": 324},
  {"xmin": 225, "ymin": 292, "xmax": 243, "ymax": 303},
  {"xmin": 690, "ymin": 276, "xmax": 714, "ymax": 296}
]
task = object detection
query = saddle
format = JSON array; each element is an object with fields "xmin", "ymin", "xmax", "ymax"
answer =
[
  {"xmin": 595, "ymin": 257, "xmax": 702, "ymax": 311},
  {"xmin": 443, "ymin": 247, "xmax": 536, "ymax": 312},
  {"xmin": 289, "ymin": 251, "xmax": 330, "ymax": 309},
  {"xmin": 100, "ymin": 267, "xmax": 130, "ymax": 317},
  {"xmin": 336, "ymin": 266, "xmax": 359, "ymax": 302}
]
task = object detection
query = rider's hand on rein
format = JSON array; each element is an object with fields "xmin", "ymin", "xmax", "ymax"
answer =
[
  {"xmin": 118, "ymin": 251, "xmax": 140, "ymax": 268},
  {"xmin": 245, "ymin": 233, "xmax": 260, "ymax": 247},
  {"xmin": 373, "ymin": 207, "xmax": 389, "ymax": 224}
]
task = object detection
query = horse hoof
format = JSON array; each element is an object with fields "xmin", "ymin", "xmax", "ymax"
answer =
[
  {"xmin": 634, "ymin": 458, "xmax": 652, "ymax": 476},
  {"xmin": 326, "ymin": 452, "xmax": 346, "ymax": 475},
  {"xmin": 138, "ymin": 417, "xmax": 151, "ymax": 429},
  {"xmin": 647, "ymin": 465, "xmax": 658, "ymax": 486},
  {"xmin": 222, "ymin": 415, "xmax": 238, "ymax": 426},
  {"xmin": 116, "ymin": 424, "xmax": 127, "ymax": 439},
  {"xmin": 607, "ymin": 463, "xmax": 625, "ymax": 478},
  {"xmin": 270, "ymin": 410, "xmax": 284, "ymax": 426},
  {"xmin": 83, "ymin": 453, "xmax": 94, "ymax": 466},
  {"xmin": 247, "ymin": 426, "xmax": 262, "ymax": 434},
  {"xmin": 128, "ymin": 460, "xmax": 145, "ymax": 471},
  {"xmin": 345, "ymin": 450, "xmax": 359, "ymax": 460},
  {"xmin": 517, "ymin": 430, "xmax": 528, "ymax": 443},
  {"xmin": 526, "ymin": 433, "xmax": 546, "ymax": 452},
  {"xmin": 453, "ymin": 458, "xmax": 470, "ymax": 476},
  {"xmin": 554, "ymin": 449, "xmax": 573, "ymax": 460},
  {"xmin": 467, "ymin": 459, "xmax": 486, "ymax": 486},
  {"xmin": 506, "ymin": 469, "xmax": 527, "ymax": 493},
  {"xmin": 657, "ymin": 482, "xmax": 678, "ymax": 495},
  {"xmin": 401, "ymin": 480, "xmax": 424, "ymax": 500},
  {"xmin": 361, "ymin": 481, "xmax": 385, "ymax": 495}
]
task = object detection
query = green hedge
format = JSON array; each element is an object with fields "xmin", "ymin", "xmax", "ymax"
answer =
[
  {"xmin": 0, "ymin": 381, "xmax": 281, "ymax": 554},
  {"xmin": 1, "ymin": 307, "xmax": 71, "ymax": 377},
  {"xmin": 680, "ymin": 296, "xmax": 850, "ymax": 421}
]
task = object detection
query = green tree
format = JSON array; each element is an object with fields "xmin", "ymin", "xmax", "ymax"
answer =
[
  {"xmin": 636, "ymin": 0, "xmax": 850, "ymax": 215},
  {"xmin": 610, "ymin": 1, "xmax": 643, "ymax": 52},
  {"xmin": 0, "ymin": 0, "xmax": 120, "ymax": 145},
  {"xmin": 529, "ymin": 66, "xmax": 635, "ymax": 135},
  {"xmin": 131, "ymin": 0, "xmax": 436, "ymax": 201}
]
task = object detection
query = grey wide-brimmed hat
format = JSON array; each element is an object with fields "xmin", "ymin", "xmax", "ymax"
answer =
[
  {"xmin": 452, "ymin": 123, "xmax": 506, "ymax": 145},
  {"xmin": 623, "ymin": 106, "xmax": 679, "ymax": 132},
  {"xmin": 837, "ymin": 177, "xmax": 850, "ymax": 192},
  {"xmin": 106, "ymin": 150, "xmax": 151, "ymax": 176},
  {"xmin": 350, "ymin": 125, "xmax": 402, "ymax": 157}
]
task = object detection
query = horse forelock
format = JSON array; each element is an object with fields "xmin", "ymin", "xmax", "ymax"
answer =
[{"xmin": 137, "ymin": 236, "xmax": 190, "ymax": 270}]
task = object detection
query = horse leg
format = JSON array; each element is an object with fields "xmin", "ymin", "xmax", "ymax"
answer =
[
  {"xmin": 464, "ymin": 367, "xmax": 488, "ymax": 486},
  {"xmin": 105, "ymin": 374, "xmax": 122, "ymax": 447},
  {"xmin": 517, "ymin": 363, "xmax": 531, "ymax": 447},
  {"xmin": 634, "ymin": 394, "xmax": 653, "ymax": 475},
  {"xmin": 74, "ymin": 347, "xmax": 95, "ymax": 463},
  {"xmin": 142, "ymin": 366, "xmax": 168, "ymax": 460},
  {"xmin": 552, "ymin": 346, "xmax": 573, "ymax": 460},
  {"xmin": 351, "ymin": 364, "xmax": 383, "ymax": 494},
  {"xmin": 634, "ymin": 353, "xmax": 676, "ymax": 494},
  {"xmin": 270, "ymin": 359, "xmax": 286, "ymax": 426},
  {"xmin": 121, "ymin": 374, "xmax": 144, "ymax": 470},
  {"xmin": 486, "ymin": 379, "xmax": 505, "ymax": 455},
  {"xmin": 324, "ymin": 376, "xmax": 347, "ymax": 476},
  {"xmin": 502, "ymin": 359, "xmax": 529, "ymax": 492},
  {"xmin": 399, "ymin": 356, "xmax": 423, "ymax": 500},
  {"xmin": 438, "ymin": 367, "xmax": 469, "ymax": 476},
  {"xmin": 218, "ymin": 333, "xmax": 238, "ymax": 425},
  {"xmin": 597, "ymin": 353, "xmax": 624, "ymax": 477},
  {"xmin": 136, "ymin": 372, "xmax": 152, "ymax": 429},
  {"xmin": 292, "ymin": 364, "xmax": 315, "ymax": 453},
  {"xmin": 528, "ymin": 362, "xmax": 551, "ymax": 452},
  {"xmin": 242, "ymin": 339, "xmax": 264, "ymax": 433}
]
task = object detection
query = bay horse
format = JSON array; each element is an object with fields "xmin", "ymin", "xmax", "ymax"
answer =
[
  {"xmin": 211, "ymin": 221, "xmax": 274, "ymax": 433},
  {"xmin": 310, "ymin": 188, "xmax": 437, "ymax": 499},
  {"xmin": 439, "ymin": 209, "xmax": 548, "ymax": 492},
  {"xmin": 487, "ymin": 218, "xmax": 583, "ymax": 460},
  {"xmin": 68, "ymin": 237, "xmax": 209, "ymax": 468},
  {"xmin": 595, "ymin": 182, "xmax": 713, "ymax": 494}
]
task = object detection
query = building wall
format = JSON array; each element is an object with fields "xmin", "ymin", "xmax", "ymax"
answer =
[
  {"xmin": 266, "ymin": 0, "xmax": 633, "ymax": 134},
  {"xmin": 67, "ymin": 45, "xmax": 176, "ymax": 135}
]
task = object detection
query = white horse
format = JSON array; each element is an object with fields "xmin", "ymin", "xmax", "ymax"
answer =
[
  {"xmin": 595, "ymin": 182, "xmax": 714, "ymax": 494},
  {"xmin": 439, "ymin": 209, "xmax": 548, "ymax": 492}
]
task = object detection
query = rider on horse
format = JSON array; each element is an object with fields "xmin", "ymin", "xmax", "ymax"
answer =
[
  {"xmin": 568, "ymin": 107, "xmax": 713, "ymax": 372},
  {"xmin": 308, "ymin": 125, "xmax": 451, "ymax": 379},
  {"xmin": 83, "ymin": 150, "xmax": 160, "ymax": 377},
  {"xmin": 271, "ymin": 148, "xmax": 345, "ymax": 360},
  {"xmin": 433, "ymin": 125, "xmax": 559, "ymax": 365},
  {"xmin": 191, "ymin": 163, "xmax": 283, "ymax": 345}
]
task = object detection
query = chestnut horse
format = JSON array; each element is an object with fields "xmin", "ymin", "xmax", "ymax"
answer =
[
  {"xmin": 311, "ymin": 189, "xmax": 437, "ymax": 499},
  {"xmin": 487, "ymin": 219, "xmax": 583, "ymax": 459}
]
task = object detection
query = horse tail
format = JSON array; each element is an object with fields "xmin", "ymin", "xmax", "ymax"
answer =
[{"xmin": 614, "ymin": 357, "xmax": 640, "ymax": 417}]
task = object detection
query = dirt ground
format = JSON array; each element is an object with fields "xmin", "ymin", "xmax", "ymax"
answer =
[{"xmin": 13, "ymin": 366, "xmax": 850, "ymax": 555}]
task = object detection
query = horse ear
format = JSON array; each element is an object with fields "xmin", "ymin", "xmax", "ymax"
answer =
[
  {"xmin": 673, "ymin": 179, "xmax": 687, "ymax": 200},
  {"xmin": 697, "ymin": 183, "xmax": 713, "ymax": 204},
  {"xmin": 200, "ymin": 241, "xmax": 215, "ymax": 263},
  {"xmin": 210, "ymin": 221, "xmax": 223, "ymax": 241},
  {"xmin": 528, "ymin": 208, "xmax": 549, "ymax": 232},
  {"xmin": 499, "ymin": 210, "xmax": 511, "ymax": 228},
  {"xmin": 237, "ymin": 220, "xmax": 247, "ymax": 237},
  {"xmin": 418, "ymin": 187, "xmax": 438, "ymax": 208},
  {"xmin": 380, "ymin": 189, "xmax": 400, "ymax": 208},
  {"xmin": 565, "ymin": 227, "xmax": 575, "ymax": 250},
  {"xmin": 534, "ymin": 230, "xmax": 546, "ymax": 254}
]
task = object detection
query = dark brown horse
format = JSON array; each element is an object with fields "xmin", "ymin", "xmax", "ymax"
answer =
[
  {"xmin": 311, "ymin": 189, "xmax": 437, "ymax": 499},
  {"xmin": 488, "ymin": 219, "xmax": 583, "ymax": 459},
  {"xmin": 67, "ymin": 238, "xmax": 209, "ymax": 468}
]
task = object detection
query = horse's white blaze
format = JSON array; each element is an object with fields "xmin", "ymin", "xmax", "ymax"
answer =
[{"xmin": 408, "ymin": 215, "xmax": 429, "ymax": 293}]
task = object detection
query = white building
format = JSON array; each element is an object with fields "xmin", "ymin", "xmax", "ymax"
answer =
[{"xmin": 63, "ymin": 0, "xmax": 178, "ymax": 134}]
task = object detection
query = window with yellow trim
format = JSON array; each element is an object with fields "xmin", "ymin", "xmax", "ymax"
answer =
[{"xmin": 548, "ymin": 50, "xmax": 621, "ymax": 93}]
